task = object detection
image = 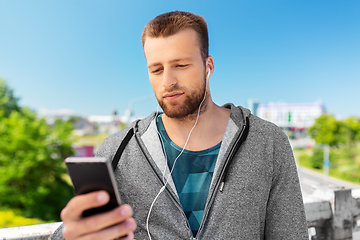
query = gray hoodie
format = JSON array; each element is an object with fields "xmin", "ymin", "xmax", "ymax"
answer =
[{"xmin": 52, "ymin": 104, "xmax": 308, "ymax": 239}]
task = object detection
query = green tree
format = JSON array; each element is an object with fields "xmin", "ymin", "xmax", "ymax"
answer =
[
  {"xmin": 342, "ymin": 117, "xmax": 360, "ymax": 148},
  {"xmin": 309, "ymin": 114, "xmax": 360, "ymax": 149},
  {"xmin": 0, "ymin": 78, "xmax": 21, "ymax": 117},
  {"xmin": 308, "ymin": 114, "xmax": 346, "ymax": 147},
  {"xmin": 0, "ymin": 79, "xmax": 74, "ymax": 221}
]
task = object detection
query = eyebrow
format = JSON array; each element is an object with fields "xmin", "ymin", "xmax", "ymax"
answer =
[{"xmin": 147, "ymin": 58, "xmax": 193, "ymax": 68}]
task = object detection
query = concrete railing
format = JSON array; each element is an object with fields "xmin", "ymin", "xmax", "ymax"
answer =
[
  {"xmin": 1, "ymin": 189, "xmax": 360, "ymax": 240},
  {"xmin": 306, "ymin": 189, "xmax": 360, "ymax": 240},
  {"xmin": 0, "ymin": 222, "xmax": 62, "ymax": 239}
]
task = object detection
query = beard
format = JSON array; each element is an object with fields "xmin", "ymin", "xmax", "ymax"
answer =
[{"xmin": 157, "ymin": 75, "xmax": 207, "ymax": 120}]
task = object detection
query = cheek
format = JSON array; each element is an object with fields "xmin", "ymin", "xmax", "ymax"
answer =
[
  {"xmin": 188, "ymin": 72, "xmax": 206, "ymax": 91},
  {"xmin": 188, "ymin": 69, "xmax": 205, "ymax": 84}
]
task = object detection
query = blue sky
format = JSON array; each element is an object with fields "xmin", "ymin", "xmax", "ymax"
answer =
[{"xmin": 1, "ymin": 0, "xmax": 359, "ymax": 119}]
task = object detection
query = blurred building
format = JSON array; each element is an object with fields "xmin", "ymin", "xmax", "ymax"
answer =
[
  {"xmin": 249, "ymin": 100, "xmax": 326, "ymax": 139},
  {"xmin": 73, "ymin": 118, "xmax": 95, "ymax": 136},
  {"xmin": 87, "ymin": 110, "xmax": 123, "ymax": 135},
  {"xmin": 39, "ymin": 109, "xmax": 74, "ymax": 125}
]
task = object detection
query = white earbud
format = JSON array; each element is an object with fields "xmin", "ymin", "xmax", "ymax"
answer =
[
  {"xmin": 207, "ymin": 67, "xmax": 211, "ymax": 80},
  {"xmin": 147, "ymin": 65, "xmax": 210, "ymax": 240}
]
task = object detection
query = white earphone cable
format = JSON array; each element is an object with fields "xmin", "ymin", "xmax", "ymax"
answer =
[{"xmin": 146, "ymin": 70, "xmax": 210, "ymax": 240}]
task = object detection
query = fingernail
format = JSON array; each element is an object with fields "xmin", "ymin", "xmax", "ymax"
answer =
[
  {"xmin": 97, "ymin": 192, "xmax": 108, "ymax": 203},
  {"xmin": 126, "ymin": 219, "xmax": 135, "ymax": 228},
  {"xmin": 120, "ymin": 206, "xmax": 128, "ymax": 216}
]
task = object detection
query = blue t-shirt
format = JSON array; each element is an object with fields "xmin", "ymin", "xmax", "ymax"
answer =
[{"xmin": 156, "ymin": 115, "xmax": 220, "ymax": 236}]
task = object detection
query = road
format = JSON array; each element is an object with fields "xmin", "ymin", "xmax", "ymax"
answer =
[{"xmin": 297, "ymin": 165, "xmax": 360, "ymax": 199}]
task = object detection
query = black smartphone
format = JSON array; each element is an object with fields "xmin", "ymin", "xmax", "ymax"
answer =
[{"xmin": 65, "ymin": 157, "xmax": 122, "ymax": 218}]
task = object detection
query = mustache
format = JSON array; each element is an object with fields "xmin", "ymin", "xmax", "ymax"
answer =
[{"xmin": 164, "ymin": 84, "xmax": 181, "ymax": 92}]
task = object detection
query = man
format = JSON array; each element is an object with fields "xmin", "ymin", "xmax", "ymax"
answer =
[{"xmin": 54, "ymin": 11, "xmax": 308, "ymax": 239}]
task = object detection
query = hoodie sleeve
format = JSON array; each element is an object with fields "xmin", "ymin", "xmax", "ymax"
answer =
[
  {"xmin": 50, "ymin": 129, "xmax": 131, "ymax": 240},
  {"xmin": 264, "ymin": 129, "xmax": 309, "ymax": 239}
]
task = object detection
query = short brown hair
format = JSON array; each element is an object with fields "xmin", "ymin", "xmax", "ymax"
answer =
[{"xmin": 141, "ymin": 11, "xmax": 209, "ymax": 63}]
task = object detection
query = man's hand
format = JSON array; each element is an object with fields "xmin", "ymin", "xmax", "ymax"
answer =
[{"xmin": 61, "ymin": 191, "xmax": 137, "ymax": 240}]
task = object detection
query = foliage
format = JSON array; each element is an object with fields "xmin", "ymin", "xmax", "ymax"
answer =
[
  {"xmin": 342, "ymin": 117, "xmax": 360, "ymax": 148},
  {"xmin": 308, "ymin": 114, "xmax": 360, "ymax": 148},
  {"xmin": 311, "ymin": 148, "xmax": 326, "ymax": 170},
  {"xmin": 0, "ymin": 78, "xmax": 21, "ymax": 117},
  {"xmin": 308, "ymin": 114, "xmax": 343, "ymax": 147},
  {"xmin": 0, "ymin": 210, "xmax": 46, "ymax": 228},
  {"xmin": 0, "ymin": 79, "xmax": 75, "ymax": 221},
  {"xmin": 295, "ymin": 147, "xmax": 330, "ymax": 170},
  {"xmin": 299, "ymin": 113, "xmax": 360, "ymax": 185},
  {"xmin": 295, "ymin": 147, "xmax": 360, "ymax": 185},
  {"xmin": 74, "ymin": 133, "xmax": 109, "ymax": 150}
]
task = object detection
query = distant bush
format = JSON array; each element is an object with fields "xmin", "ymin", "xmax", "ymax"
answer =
[
  {"xmin": 296, "ymin": 148, "xmax": 325, "ymax": 170},
  {"xmin": 301, "ymin": 113, "xmax": 360, "ymax": 184},
  {"xmin": 296, "ymin": 147, "xmax": 360, "ymax": 185},
  {"xmin": 0, "ymin": 210, "xmax": 45, "ymax": 228},
  {"xmin": 310, "ymin": 148, "xmax": 324, "ymax": 169}
]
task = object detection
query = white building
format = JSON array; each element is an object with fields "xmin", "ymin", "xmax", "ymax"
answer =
[
  {"xmin": 87, "ymin": 113, "xmax": 122, "ymax": 135},
  {"xmin": 256, "ymin": 101, "xmax": 325, "ymax": 130}
]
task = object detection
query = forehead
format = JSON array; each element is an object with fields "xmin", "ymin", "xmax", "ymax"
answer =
[{"xmin": 144, "ymin": 28, "xmax": 202, "ymax": 65}]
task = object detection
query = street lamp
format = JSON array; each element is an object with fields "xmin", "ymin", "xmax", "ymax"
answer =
[
  {"xmin": 323, "ymin": 144, "xmax": 330, "ymax": 186},
  {"xmin": 126, "ymin": 95, "xmax": 155, "ymax": 126}
]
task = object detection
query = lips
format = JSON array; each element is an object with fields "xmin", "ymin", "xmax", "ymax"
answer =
[{"xmin": 163, "ymin": 92, "xmax": 183, "ymax": 101}]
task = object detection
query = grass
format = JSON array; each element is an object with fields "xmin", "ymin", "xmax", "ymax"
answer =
[
  {"xmin": 73, "ymin": 133, "xmax": 109, "ymax": 149},
  {"xmin": 294, "ymin": 146, "xmax": 360, "ymax": 185},
  {"xmin": 0, "ymin": 209, "xmax": 48, "ymax": 228}
]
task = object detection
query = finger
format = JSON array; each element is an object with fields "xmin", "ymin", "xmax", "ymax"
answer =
[
  {"xmin": 75, "ymin": 204, "xmax": 134, "ymax": 236},
  {"xmin": 61, "ymin": 191, "xmax": 109, "ymax": 221},
  {"xmin": 78, "ymin": 218, "xmax": 137, "ymax": 240}
]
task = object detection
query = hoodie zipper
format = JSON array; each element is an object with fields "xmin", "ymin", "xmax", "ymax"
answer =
[
  {"xmin": 134, "ymin": 116, "xmax": 249, "ymax": 240},
  {"xmin": 196, "ymin": 117, "xmax": 249, "ymax": 238},
  {"xmin": 134, "ymin": 131, "xmax": 194, "ymax": 239}
]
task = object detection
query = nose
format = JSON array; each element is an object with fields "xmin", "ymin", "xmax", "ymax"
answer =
[{"xmin": 162, "ymin": 69, "xmax": 177, "ymax": 89}]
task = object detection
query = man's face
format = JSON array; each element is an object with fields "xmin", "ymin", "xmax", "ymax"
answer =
[{"xmin": 144, "ymin": 28, "xmax": 207, "ymax": 119}]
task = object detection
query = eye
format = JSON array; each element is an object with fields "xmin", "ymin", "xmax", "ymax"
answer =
[
  {"xmin": 177, "ymin": 64, "xmax": 188, "ymax": 68},
  {"xmin": 151, "ymin": 68, "xmax": 163, "ymax": 74}
]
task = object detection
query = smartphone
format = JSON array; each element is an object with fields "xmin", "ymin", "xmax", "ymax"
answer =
[{"xmin": 65, "ymin": 157, "xmax": 122, "ymax": 218}]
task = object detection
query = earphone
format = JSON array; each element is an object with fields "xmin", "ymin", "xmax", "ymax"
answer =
[{"xmin": 146, "ymin": 67, "xmax": 211, "ymax": 239}]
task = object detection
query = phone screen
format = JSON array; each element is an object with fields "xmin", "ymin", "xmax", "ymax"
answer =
[{"xmin": 65, "ymin": 157, "xmax": 121, "ymax": 217}]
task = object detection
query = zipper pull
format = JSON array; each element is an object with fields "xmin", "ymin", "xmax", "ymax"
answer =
[{"xmin": 219, "ymin": 181, "xmax": 225, "ymax": 192}]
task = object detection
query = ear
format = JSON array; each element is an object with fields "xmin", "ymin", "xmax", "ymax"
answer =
[{"xmin": 206, "ymin": 56, "xmax": 215, "ymax": 78}]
